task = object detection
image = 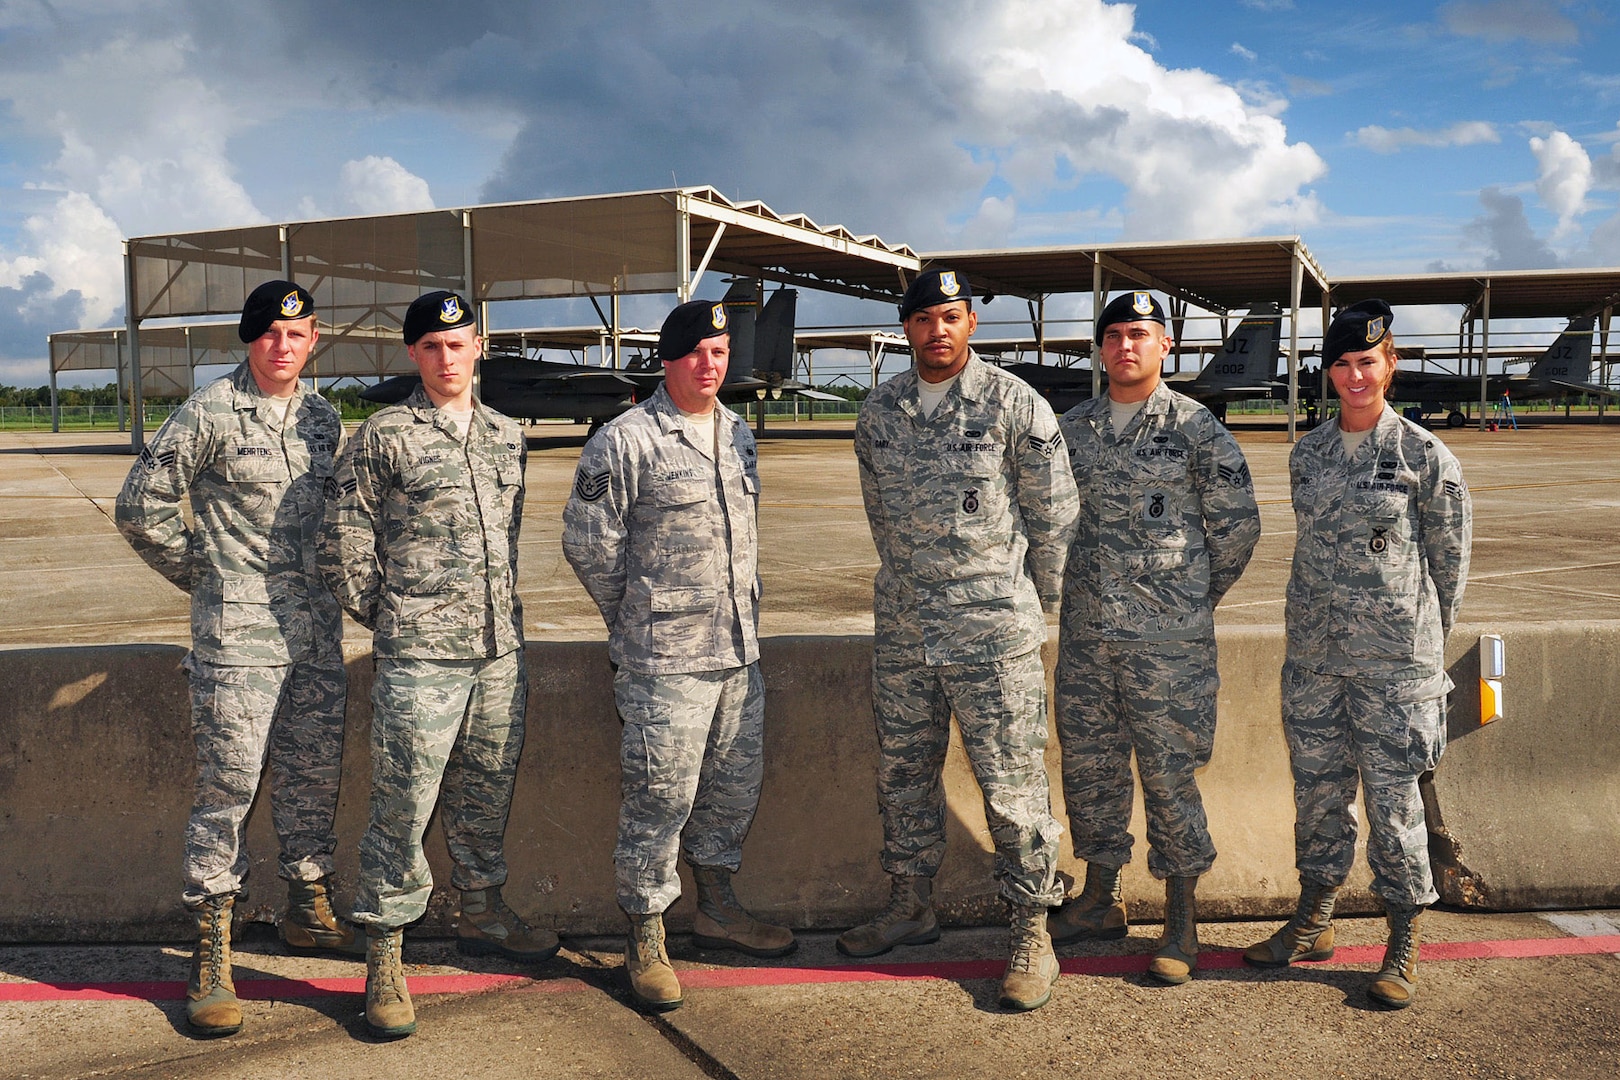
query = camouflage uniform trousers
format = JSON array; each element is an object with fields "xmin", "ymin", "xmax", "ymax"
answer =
[
  {"xmin": 614, "ymin": 663, "xmax": 765, "ymax": 915},
  {"xmin": 1055, "ymin": 637, "xmax": 1219, "ymax": 879},
  {"xmin": 353, "ymin": 650, "xmax": 527, "ymax": 928},
  {"xmin": 1281, "ymin": 660, "xmax": 1447, "ymax": 909},
  {"xmin": 180, "ymin": 653, "xmax": 347, "ymax": 906},
  {"xmin": 871, "ymin": 645, "xmax": 1063, "ymax": 907}
]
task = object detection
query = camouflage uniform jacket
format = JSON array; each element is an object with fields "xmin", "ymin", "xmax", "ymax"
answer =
[
  {"xmin": 1285, "ymin": 405, "xmax": 1471, "ymax": 680},
  {"xmin": 561, "ymin": 386, "xmax": 760, "ymax": 675},
  {"xmin": 319, "ymin": 385, "xmax": 526, "ymax": 660},
  {"xmin": 1058, "ymin": 381, "xmax": 1260, "ymax": 642},
  {"xmin": 114, "ymin": 362, "xmax": 343, "ymax": 665},
  {"xmin": 855, "ymin": 352, "xmax": 1079, "ymax": 666}
]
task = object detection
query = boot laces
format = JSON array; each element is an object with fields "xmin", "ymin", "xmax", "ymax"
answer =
[
  {"xmin": 633, "ymin": 917, "xmax": 667, "ymax": 962},
  {"xmin": 874, "ymin": 879, "xmax": 923, "ymax": 929},
  {"xmin": 197, "ymin": 897, "xmax": 229, "ymax": 992},
  {"xmin": 1385, "ymin": 918, "xmax": 1418, "ymax": 973},
  {"xmin": 373, "ymin": 934, "xmax": 407, "ymax": 1002},
  {"xmin": 1008, "ymin": 910, "xmax": 1046, "ymax": 973}
]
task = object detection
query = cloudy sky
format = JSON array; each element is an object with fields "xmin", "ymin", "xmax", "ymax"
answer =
[{"xmin": 3, "ymin": 0, "xmax": 1620, "ymax": 383}]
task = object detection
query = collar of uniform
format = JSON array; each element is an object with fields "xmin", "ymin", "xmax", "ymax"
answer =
[
  {"xmin": 403, "ymin": 385, "xmax": 496, "ymax": 437},
  {"xmin": 900, "ymin": 350, "xmax": 987, "ymax": 419},
  {"xmin": 648, "ymin": 383, "xmax": 734, "ymax": 438},
  {"xmin": 1327, "ymin": 403, "xmax": 1399, "ymax": 461},
  {"xmin": 229, "ymin": 359, "xmax": 304, "ymax": 414}
]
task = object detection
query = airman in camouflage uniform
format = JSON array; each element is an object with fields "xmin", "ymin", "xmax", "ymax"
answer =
[
  {"xmin": 563, "ymin": 298, "xmax": 794, "ymax": 1013},
  {"xmin": 115, "ymin": 280, "xmax": 353, "ymax": 1037},
  {"xmin": 1052, "ymin": 291, "xmax": 1260, "ymax": 987},
  {"xmin": 1243, "ymin": 300, "xmax": 1471, "ymax": 1011},
  {"xmin": 841, "ymin": 269, "xmax": 1079, "ymax": 1013},
  {"xmin": 319, "ymin": 291, "xmax": 556, "ymax": 1039}
]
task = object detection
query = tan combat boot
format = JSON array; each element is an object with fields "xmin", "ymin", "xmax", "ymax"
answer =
[
  {"xmin": 1147, "ymin": 875, "xmax": 1200, "ymax": 986},
  {"xmin": 1368, "ymin": 906, "xmax": 1423, "ymax": 1009},
  {"xmin": 365, "ymin": 927, "xmax": 416, "ymax": 1038},
  {"xmin": 690, "ymin": 864, "xmax": 797, "ymax": 958},
  {"xmin": 625, "ymin": 911, "xmax": 683, "ymax": 1012},
  {"xmin": 1244, "ymin": 882, "xmax": 1339, "ymax": 967},
  {"xmin": 835, "ymin": 875, "xmax": 940, "ymax": 958},
  {"xmin": 1000, "ymin": 904, "xmax": 1060, "ymax": 1012},
  {"xmin": 457, "ymin": 885, "xmax": 561, "ymax": 963},
  {"xmin": 282, "ymin": 878, "xmax": 364, "ymax": 957},
  {"xmin": 1049, "ymin": 862, "xmax": 1127, "ymax": 944},
  {"xmin": 185, "ymin": 894, "xmax": 241, "ymax": 1037}
]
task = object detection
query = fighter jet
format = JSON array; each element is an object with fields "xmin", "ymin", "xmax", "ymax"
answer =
[
  {"xmin": 361, "ymin": 281, "xmax": 837, "ymax": 427},
  {"xmin": 995, "ymin": 302, "xmax": 1283, "ymax": 420}
]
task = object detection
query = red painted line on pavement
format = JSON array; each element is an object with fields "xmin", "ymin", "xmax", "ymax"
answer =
[
  {"xmin": 0, "ymin": 973, "xmax": 586, "ymax": 1003},
  {"xmin": 2, "ymin": 935, "xmax": 1615, "ymax": 1003}
]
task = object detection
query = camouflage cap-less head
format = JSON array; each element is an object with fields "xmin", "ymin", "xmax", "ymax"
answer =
[
  {"xmin": 1323, "ymin": 299, "xmax": 1394, "ymax": 364},
  {"xmin": 1095, "ymin": 291, "xmax": 1167, "ymax": 335},
  {"xmin": 898, "ymin": 268, "xmax": 973, "ymax": 322},
  {"xmin": 658, "ymin": 299, "xmax": 729, "ymax": 361},
  {"xmin": 403, "ymin": 290, "xmax": 476, "ymax": 345},
  {"xmin": 238, "ymin": 280, "xmax": 316, "ymax": 343}
]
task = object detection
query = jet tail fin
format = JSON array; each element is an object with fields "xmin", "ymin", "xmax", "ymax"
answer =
[
  {"xmin": 1192, "ymin": 302, "xmax": 1281, "ymax": 389},
  {"xmin": 720, "ymin": 280, "xmax": 758, "ymax": 386},
  {"xmin": 1526, "ymin": 317, "xmax": 1595, "ymax": 384},
  {"xmin": 754, "ymin": 288, "xmax": 798, "ymax": 380}
]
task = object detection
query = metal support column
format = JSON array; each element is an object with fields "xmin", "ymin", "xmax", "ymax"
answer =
[
  {"xmin": 49, "ymin": 366, "xmax": 59, "ymax": 432},
  {"xmin": 611, "ymin": 292, "xmax": 622, "ymax": 369},
  {"xmin": 124, "ymin": 243, "xmax": 145, "ymax": 453},
  {"xmin": 1478, "ymin": 282, "xmax": 1491, "ymax": 432},
  {"xmin": 1091, "ymin": 258, "xmax": 1104, "ymax": 399},
  {"xmin": 675, "ymin": 195, "xmax": 693, "ymax": 303},
  {"xmin": 1287, "ymin": 248, "xmax": 1303, "ymax": 443},
  {"xmin": 115, "ymin": 329, "xmax": 126, "ymax": 431}
]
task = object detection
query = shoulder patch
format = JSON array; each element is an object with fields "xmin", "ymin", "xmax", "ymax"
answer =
[
  {"xmin": 1444, "ymin": 479, "xmax": 1466, "ymax": 500},
  {"xmin": 574, "ymin": 469, "xmax": 611, "ymax": 503},
  {"xmin": 1217, "ymin": 461, "xmax": 1251, "ymax": 488}
]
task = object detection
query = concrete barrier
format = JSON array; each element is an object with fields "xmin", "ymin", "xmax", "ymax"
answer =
[{"xmin": 1, "ymin": 623, "xmax": 1616, "ymax": 942}]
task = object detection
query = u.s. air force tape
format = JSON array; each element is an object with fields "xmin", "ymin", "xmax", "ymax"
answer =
[{"xmin": 574, "ymin": 469, "xmax": 610, "ymax": 502}]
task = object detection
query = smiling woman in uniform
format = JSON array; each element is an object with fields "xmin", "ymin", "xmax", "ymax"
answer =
[{"xmin": 1243, "ymin": 299, "xmax": 1473, "ymax": 1010}]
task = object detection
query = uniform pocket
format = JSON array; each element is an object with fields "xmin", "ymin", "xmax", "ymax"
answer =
[
  {"xmin": 219, "ymin": 573, "xmax": 272, "ymax": 641},
  {"xmin": 1387, "ymin": 673, "xmax": 1450, "ymax": 771},
  {"xmin": 648, "ymin": 584, "xmax": 718, "ymax": 656}
]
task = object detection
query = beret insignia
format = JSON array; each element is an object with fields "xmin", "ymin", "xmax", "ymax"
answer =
[
  {"xmin": 1366, "ymin": 316, "xmax": 1385, "ymax": 343},
  {"xmin": 939, "ymin": 271, "xmax": 960, "ymax": 297},
  {"xmin": 280, "ymin": 290, "xmax": 306, "ymax": 318},
  {"xmin": 711, "ymin": 303, "xmax": 727, "ymax": 330},
  {"xmin": 440, "ymin": 295, "xmax": 464, "ymax": 324},
  {"xmin": 1133, "ymin": 291, "xmax": 1154, "ymax": 315}
]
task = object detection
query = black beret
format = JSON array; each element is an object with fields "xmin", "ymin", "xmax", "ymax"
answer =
[
  {"xmin": 403, "ymin": 290, "xmax": 476, "ymax": 345},
  {"xmin": 658, "ymin": 299, "xmax": 730, "ymax": 361},
  {"xmin": 238, "ymin": 280, "xmax": 316, "ymax": 343},
  {"xmin": 1323, "ymin": 299, "xmax": 1394, "ymax": 364},
  {"xmin": 898, "ymin": 268, "xmax": 972, "ymax": 321},
  {"xmin": 1095, "ymin": 291, "xmax": 1166, "ymax": 335}
]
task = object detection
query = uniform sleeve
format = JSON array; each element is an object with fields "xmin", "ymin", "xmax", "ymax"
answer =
[
  {"xmin": 853, "ymin": 404, "xmax": 895, "ymax": 574},
  {"xmin": 561, "ymin": 431, "xmax": 633, "ymax": 629},
  {"xmin": 318, "ymin": 423, "xmax": 387, "ymax": 629},
  {"xmin": 1420, "ymin": 448, "xmax": 1472, "ymax": 634},
  {"xmin": 113, "ymin": 403, "xmax": 213, "ymax": 593},
  {"xmin": 1013, "ymin": 393, "xmax": 1079, "ymax": 610},
  {"xmin": 510, "ymin": 434, "xmax": 527, "ymax": 587},
  {"xmin": 1196, "ymin": 421, "xmax": 1261, "ymax": 606}
]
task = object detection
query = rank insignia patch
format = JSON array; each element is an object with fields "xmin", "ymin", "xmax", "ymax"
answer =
[{"xmin": 574, "ymin": 469, "xmax": 611, "ymax": 503}]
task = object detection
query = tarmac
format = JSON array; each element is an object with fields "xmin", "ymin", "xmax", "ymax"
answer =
[{"xmin": 3, "ymin": 415, "xmax": 1620, "ymax": 1077}]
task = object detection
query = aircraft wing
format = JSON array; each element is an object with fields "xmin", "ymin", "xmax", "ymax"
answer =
[
  {"xmin": 784, "ymin": 387, "xmax": 845, "ymax": 402},
  {"xmin": 1544, "ymin": 379, "xmax": 1620, "ymax": 399}
]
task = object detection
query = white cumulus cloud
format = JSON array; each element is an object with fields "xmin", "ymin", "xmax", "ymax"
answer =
[
  {"xmin": 956, "ymin": 0, "xmax": 1325, "ymax": 240},
  {"xmin": 1529, "ymin": 130, "xmax": 1591, "ymax": 236},
  {"xmin": 1351, "ymin": 122, "xmax": 1500, "ymax": 154},
  {"xmin": 338, "ymin": 156, "xmax": 435, "ymax": 215}
]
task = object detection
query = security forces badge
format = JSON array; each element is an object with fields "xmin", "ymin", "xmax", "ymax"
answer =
[
  {"xmin": 939, "ymin": 271, "xmax": 960, "ymax": 297},
  {"xmin": 440, "ymin": 294, "xmax": 464, "ymax": 324},
  {"xmin": 280, "ymin": 290, "xmax": 306, "ymax": 318},
  {"xmin": 711, "ymin": 303, "xmax": 727, "ymax": 330},
  {"xmin": 1132, "ymin": 291, "xmax": 1154, "ymax": 316},
  {"xmin": 1365, "ymin": 315, "xmax": 1385, "ymax": 344}
]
